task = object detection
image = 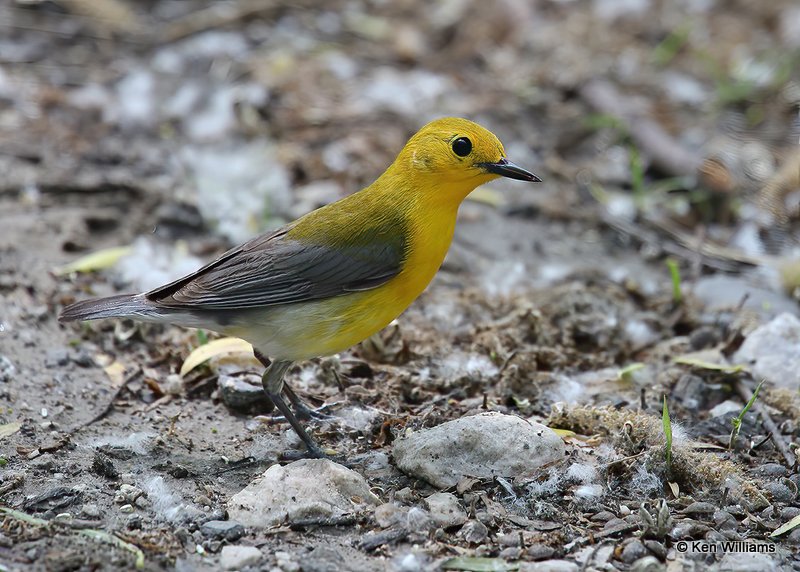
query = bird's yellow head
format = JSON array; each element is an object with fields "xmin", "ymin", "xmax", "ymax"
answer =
[{"xmin": 387, "ymin": 117, "xmax": 540, "ymax": 202}]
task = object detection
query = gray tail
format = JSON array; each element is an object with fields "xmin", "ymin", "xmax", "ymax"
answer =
[{"xmin": 59, "ymin": 294, "xmax": 151, "ymax": 323}]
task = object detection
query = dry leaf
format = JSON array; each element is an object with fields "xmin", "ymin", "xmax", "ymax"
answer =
[{"xmin": 180, "ymin": 337, "xmax": 255, "ymax": 377}]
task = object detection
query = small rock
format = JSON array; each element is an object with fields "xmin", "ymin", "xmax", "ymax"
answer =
[
  {"xmin": 758, "ymin": 463, "xmax": 788, "ymax": 477},
  {"xmin": 374, "ymin": 502, "xmax": 406, "ymax": 528},
  {"xmin": 0, "ymin": 355, "xmax": 16, "ymax": 383},
  {"xmin": 497, "ymin": 532, "xmax": 521, "ymax": 547},
  {"xmin": 201, "ymin": 520, "xmax": 245, "ymax": 541},
  {"xmin": 218, "ymin": 374, "xmax": 274, "ymax": 413},
  {"xmin": 424, "ymin": 492, "xmax": 467, "ymax": 528},
  {"xmin": 713, "ymin": 510, "xmax": 737, "ymax": 530},
  {"xmin": 499, "ymin": 546, "xmax": 522, "ymax": 560},
  {"xmin": 734, "ymin": 313, "xmax": 800, "ymax": 390},
  {"xmin": 670, "ymin": 518, "xmax": 709, "ymax": 539},
  {"xmin": 227, "ymin": 459, "xmax": 380, "ymax": 527},
  {"xmin": 460, "ymin": 520, "xmax": 488, "ymax": 544},
  {"xmin": 45, "ymin": 349, "xmax": 70, "ymax": 368},
  {"xmin": 642, "ymin": 539, "xmax": 665, "ymax": 560},
  {"xmin": 620, "ymin": 539, "xmax": 648, "ymax": 563},
  {"xmin": 590, "ymin": 510, "xmax": 616, "ymax": 522},
  {"xmin": 274, "ymin": 550, "xmax": 299, "ymax": 572},
  {"xmin": 629, "ymin": 556, "xmax": 662, "ymax": 572},
  {"xmin": 788, "ymin": 527, "xmax": 800, "ymax": 545},
  {"xmin": 72, "ymin": 350, "xmax": 95, "ymax": 368},
  {"xmin": 781, "ymin": 506, "xmax": 800, "ymax": 521},
  {"xmin": 526, "ymin": 543, "xmax": 556, "ymax": 561},
  {"xmin": 765, "ymin": 481, "xmax": 795, "ymax": 503},
  {"xmin": 81, "ymin": 504, "xmax": 101, "ymax": 519},
  {"xmin": 683, "ymin": 502, "xmax": 716, "ymax": 516},
  {"xmin": 219, "ymin": 545, "xmax": 262, "ymax": 571},
  {"xmin": 519, "ymin": 560, "xmax": 579, "ymax": 572},
  {"xmin": 716, "ymin": 552, "xmax": 779, "ymax": 572},
  {"xmin": 689, "ymin": 327, "xmax": 720, "ymax": 350},
  {"xmin": 392, "ymin": 412, "xmax": 565, "ymax": 488},
  {"xmin": 405, "ymin": 507, "xmax": 434, "ymax": 531}
]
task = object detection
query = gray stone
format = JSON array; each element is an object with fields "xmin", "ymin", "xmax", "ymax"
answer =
[
  {"xmin": 620, "ymin": 539, "xmax": 648, "ymax": 563},
  {"xmin": 526, "ymin": 543, "xmax": 556, "ymax": 561},
  {"xmin": 218, "ymin": 374, "xmax": 273, "ymax": 412},
  {"xmin": 460, "ymin": 520, "xmax": 488, "ymax": 544},
  {"xmin": 758, "ymin": 463, "xmax": 788, "ymax": 477},
  {"xmin": 629, "ymin": 556, "xmax": 663, "ymax": 572},
  {"xmin": 734, "ymin": 313, "xmax": 800, "ymax": 390},
  {"xmin": 519, "ymin": 560, "xmax": 579, "ymax": 572},
  {"xmin": 684, "ymin": 502, "xmax": 716, "ymax": 516},
  {"xmin": 642, "ymin": 540, "xmax": 666, "ymax": 560},
  {"xmin": 424, "ymin": 492, "xmax": 467, "ymax": 528},
  {"xmin": 716, "ymin": 552, "xmax": 779, "ymax": 572},
  {"xmin": 765, "ymin": 481, "xmax": 795, "ymax": 503},
  {"xmin": 226, "ymin": 459, "xmax": 380, "ymax": 527},
  {"xmin": 780, "ymin": 506, "xmax": 800, "ymax": 521},
  {"xmin": 713, "ymin": 510, "xmax": 737, "ymax": 530},
  {"xmin": 693, "ymin": 275, "xmax": 797, "ymax": 319},
  {"xmin": 45, "ymin": 349, "xmax": 70, "ymax": 368},
  {"xmin": 219, "ymin": 545, "xmax": 261, "ymax": 571},
  {"xmin": 392, "ymin": 412, "xmax": 565, "ymax": 488},
  {"xmin": 200, "ymin": 520, "xmax": 244, "ymax": 541},
  {"xmin": 405, "ymin": 507, "xmax": 434, "ymax": 531},
  {"xmin": 374, "ymin": 502, "xmax": 406, "ymax": 528}
]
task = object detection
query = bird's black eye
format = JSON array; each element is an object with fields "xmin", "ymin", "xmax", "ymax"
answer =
[{"xmin": 451, "ymin": 137, "xmax": 472, "ymax": 157}]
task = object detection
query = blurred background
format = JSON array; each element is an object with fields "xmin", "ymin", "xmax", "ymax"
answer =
[
  {"xmin": 3, "ymin": 1, "xmax": 800, "ymax": 569},
  {"xmin": 2, "ymin": 0, "xmax": 799, "ymax": 293}
]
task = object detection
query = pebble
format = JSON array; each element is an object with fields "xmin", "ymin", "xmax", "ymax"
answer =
[
  {"xmin": 716, "ymin": 552, "xmax": 779, "ymax": 572},
  {"xmin": 780, "ymin": 506, "xmax": 800, "ymax": 521},
  {"xmin": 405, "ymin": 507, "xmax": 434, "ymax": 531},
  {"xmin": 200, "ymin": 520, "xmax": 245, "ymax": 541},
  {"xmin": 713, "ymin": 510, "xmax": 737, "ymax": 530},
  {"xmin": 683, "ymin": 501, "xmax": 716, "ymax": 516},
  {"xmin": 629, "ymin": 556, "xmax": 662, "ymax": 572},
  {"xmin": 460, "ymin": 520, "xmax": 488, "ymax": 544},
  {"xmin": 670, "ymin": 518, "xmax": 709, "ymax": 539},
  {"xmin": 45, "ymin": 349, "xmax": 70, "ymax": 368},
  {"xmin": 81, "ymin": 504, "xmax": 101, "ymax": 519},
  {"xmin": 218, "ymin": 374, "xmax": 274, "ymax": 412},
  {"xmin": 424, "ymin": 492, "xmax": 467, "ymax": 528},
  {"xmin": 526, "ymin": 543, "xmax": 556, "ymax": 561},
  {"xmin": 620, "ymin": 539, "xmax": 648, "ymax": 563},
  {"xmin": 518, "ymin": 560, "xmax": 579, "ymax": 572},
  {"xmin": 765, "ymin": 481, "xmax": 795, "ymax": 503},
  {"xmin": 758, "ymin": 463, "xmax": 788, "ymax": 477},
  {"xmin": 590, "ymin": 510, "xmax": 615, "ymax": 522},
  {"xmin": 499, "ymin": 547, "xmax": 522, "ymax": 560},
  {"xmin": 219, "ymin": 545, "xmax": 262, "ymax": 571},
  {"xmin": 788, "ymin": 528, "xmax": 800, "ymax": 545},
  {"xmin": 275, "ymin": 550, "xmax": 299, "ymax": 572},
  {"xmin": 374, "ymin": 502, "xmax": 406, "ymax": 528},
  {"xmin": 734, "ymin": 313, "xmax": 800, "ymax": 390},
  {"xmin": 0, "ymin": 355, "xmax": 16, "ymax": 383},
  {"xmin": 227, "ymin": 459, "xmax": 379, "ymax": 527},
  {"xmin": 392, "ymin": 412, "xmax": 566, "ymax": 488},
  {"xmin": 642, "ymin": 539, "xmax": 665, "ymax": 560}
]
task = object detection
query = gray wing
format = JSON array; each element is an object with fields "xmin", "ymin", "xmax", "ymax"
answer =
[{"xmin": 145, "ymin": 227, "xmax": 407, "ymax": 310}]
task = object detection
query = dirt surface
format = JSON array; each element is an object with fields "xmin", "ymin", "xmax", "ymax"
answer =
[{"xmin": 2, "ymin": 1, "xmax": 800, "ymax": 571}]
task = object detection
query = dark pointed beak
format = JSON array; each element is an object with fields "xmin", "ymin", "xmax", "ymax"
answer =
[{"xmin": 476, "ymin": 158, "xmax": 542, "ymax": 182}]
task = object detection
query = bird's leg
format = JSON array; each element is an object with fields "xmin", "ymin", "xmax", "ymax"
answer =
[
  {"xmin": 282, "ymin": 383, "xmax": 335, "ymax": 421},
  {"xmin": 261, "ymin": 359, "xmax": 325, "ymax": 458},
  {"xmin": 253, "ymin": 349, "xmax": 332, "ymax": 421}
]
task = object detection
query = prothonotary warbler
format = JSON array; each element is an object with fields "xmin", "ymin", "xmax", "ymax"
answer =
[{"xmin": 59, "ymin": 117, "xmax": 541, "ymax": 457}]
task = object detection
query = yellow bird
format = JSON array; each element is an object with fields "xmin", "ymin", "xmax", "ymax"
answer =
[{"xmin": 59, "ymin": 117, "xmax": 540, "ymax": 457}]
